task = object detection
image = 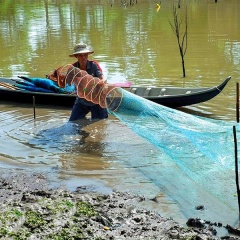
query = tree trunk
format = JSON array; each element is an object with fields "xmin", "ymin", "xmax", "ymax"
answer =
[{"xmin": 182, "ymin": 59, "xmax": 186, "ymax": 78}]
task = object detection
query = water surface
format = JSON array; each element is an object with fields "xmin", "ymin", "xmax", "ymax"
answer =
[{"xmin": 1, "ymin": 0, "xmax": 240, "ymax": 229}]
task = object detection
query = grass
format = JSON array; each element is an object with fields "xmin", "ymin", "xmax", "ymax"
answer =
[{"xmin": 0, "ymin": 197, "xmax": 99, "ymax": 239}]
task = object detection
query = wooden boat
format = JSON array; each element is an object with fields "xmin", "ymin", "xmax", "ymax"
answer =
[{"xmin": 0, "ymin": 76, "xmax": 231, "ymax": 108}]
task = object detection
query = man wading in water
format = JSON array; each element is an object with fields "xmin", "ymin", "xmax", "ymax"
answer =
[{"xmin": 68, "ymin": 43, "xmax": 108, "ymax": 121}]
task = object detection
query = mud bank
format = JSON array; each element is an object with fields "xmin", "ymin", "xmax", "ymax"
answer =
[{"xmin": 0, "ymin": 170, "xmax": 239, "ymax": 239}]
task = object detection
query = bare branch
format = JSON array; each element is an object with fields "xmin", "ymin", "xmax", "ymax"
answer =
[{"xmin": 169, "ymin": 4, "xmax": 188, "ymax": 77}]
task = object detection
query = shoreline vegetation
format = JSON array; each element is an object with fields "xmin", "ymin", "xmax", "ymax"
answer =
[{"xmin": 0, "ymin": 170, "xmax": 239, "ymax": 239}]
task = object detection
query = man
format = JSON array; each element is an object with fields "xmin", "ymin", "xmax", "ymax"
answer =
[{"xmin": 68, "ymin": 43, "xmax": 108, "ymax": 121}]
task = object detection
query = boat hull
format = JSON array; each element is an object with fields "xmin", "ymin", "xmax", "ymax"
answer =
[{"xmin": 0, "ymin": 77, "xmax": 231, "ymax": 108}]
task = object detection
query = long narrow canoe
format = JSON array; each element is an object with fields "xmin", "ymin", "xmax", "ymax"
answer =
[{"xmin": 0, "ymin": 76, "xmax": 231, "ymax": 108}]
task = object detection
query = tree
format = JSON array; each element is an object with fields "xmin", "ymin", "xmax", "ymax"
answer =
[{"xmin": 169, "ymin": 5, "xmax": 188, "ymax": 77}]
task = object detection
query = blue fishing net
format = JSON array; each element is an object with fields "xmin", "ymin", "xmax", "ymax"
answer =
[{"xmin": 107, "ymin": 88, "xmax": 239, "ymax": 220}]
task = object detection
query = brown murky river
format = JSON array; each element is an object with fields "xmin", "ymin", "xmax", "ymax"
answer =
[{"xmin": 1, "ymin": 0, "xmax": 240, "ymax": 229}]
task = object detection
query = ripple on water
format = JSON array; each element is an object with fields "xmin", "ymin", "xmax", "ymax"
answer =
[{"xmin": 0, "ymin": 108, "xmax": 72, "ymax": 166}]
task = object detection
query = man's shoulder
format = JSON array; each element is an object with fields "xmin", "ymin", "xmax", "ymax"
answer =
[{"xmin": 88, "ymin": 60, "xmax": 102, "ymax": 72}]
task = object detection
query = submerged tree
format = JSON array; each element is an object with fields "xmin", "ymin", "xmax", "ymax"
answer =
[{"xmin": 169, "ymin": 5, "xmax": 188, "ymax": 77}]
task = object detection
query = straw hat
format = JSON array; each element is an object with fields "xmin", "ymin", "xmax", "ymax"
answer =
[{"xmin": 69, "ymin": 43, "xmax": 94, "ymax": 57}]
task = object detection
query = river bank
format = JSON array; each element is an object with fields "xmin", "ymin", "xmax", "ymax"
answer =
[{"xmin": 0, "ymin": 169, "xmax": 239, "ymax": 239}]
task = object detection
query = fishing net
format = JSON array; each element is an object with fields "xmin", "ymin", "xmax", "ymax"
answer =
[
  {"xmin": 105, "ymin": 89, "xmax": 240, "ymax": 221},
  {"xmin": 47, "ymin": 64, "xmax": 79, "ymax": 88},
  {"xmin": 48, "ymin": 64, "xmax": 239, "ymax": 221},
  {"xmin": 47, "ymin": 64, "xmax": 123, "ymax": 108}
]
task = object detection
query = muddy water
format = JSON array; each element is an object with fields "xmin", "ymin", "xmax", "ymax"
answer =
[{"xmin": 1, "ymin": 0, "xmax": 240, "ymax": 228}]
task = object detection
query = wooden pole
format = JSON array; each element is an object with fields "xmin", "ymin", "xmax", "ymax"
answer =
[
  {"xmin": 233, "ymin": 126, "xmax": 240, "ymax": 217},
  {"xmin": 33, "ymin": 96, "xmax": 36, "ymax": 119},
  {"xmin": 237, "ymin": 82, "xmax": 239, "ymax": 123}
]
